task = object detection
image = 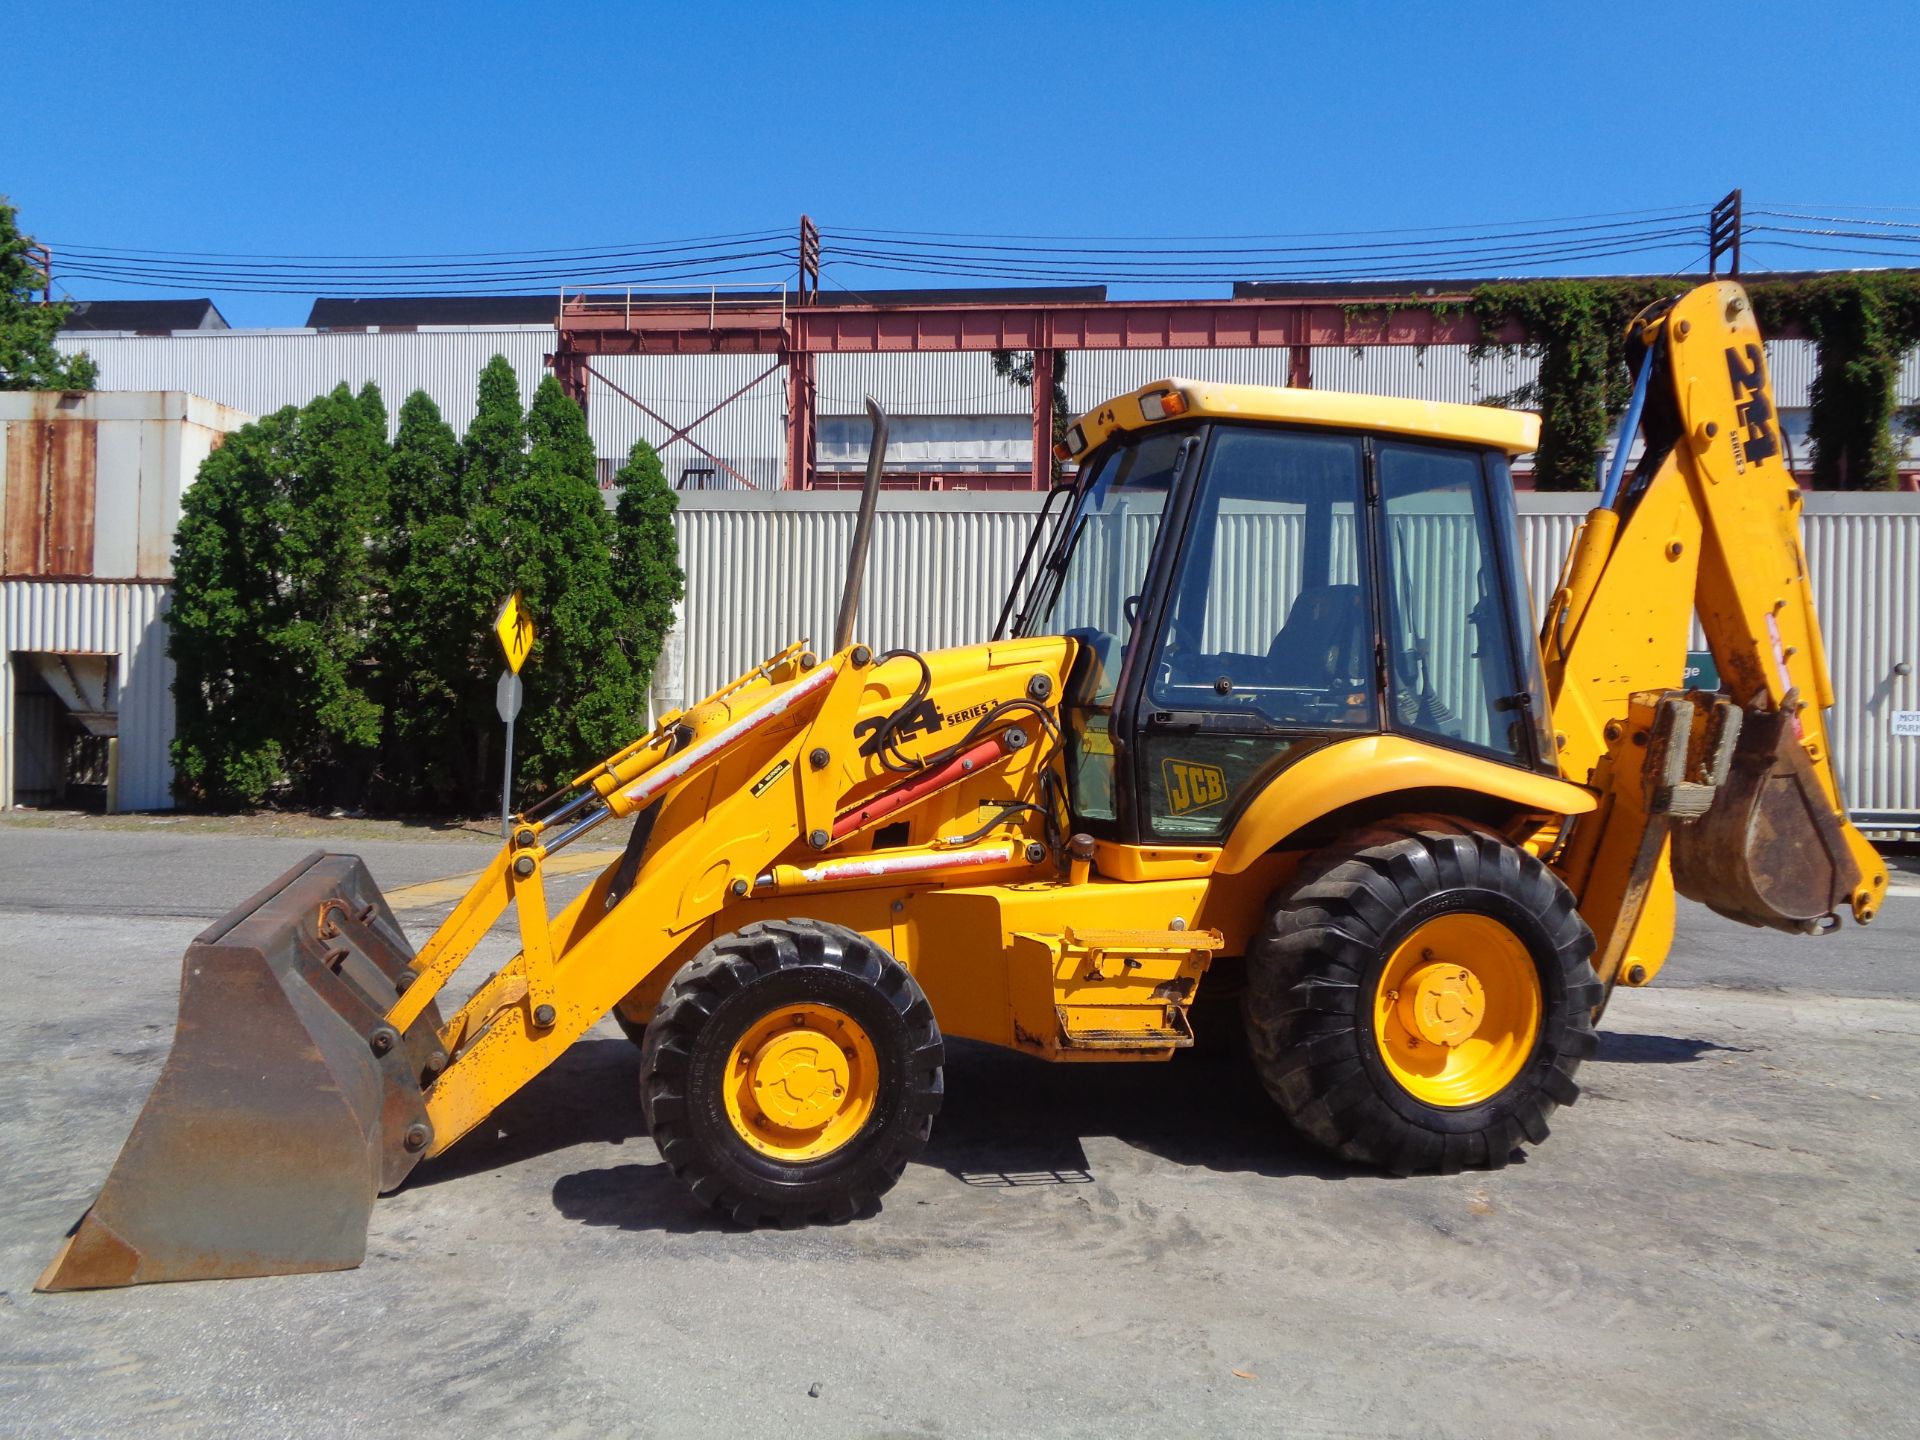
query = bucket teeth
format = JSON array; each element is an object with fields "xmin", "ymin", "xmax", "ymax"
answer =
[{"xmin": 36, "ymin": 853, "xmax": 441, "ymax": 1291}]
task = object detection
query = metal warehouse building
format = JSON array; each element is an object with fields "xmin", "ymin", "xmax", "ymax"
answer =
[
  {"xmin": 50, "ymin": 291, "xmax": 1920, "ymax": 493},
  {"xmin": 11, "ymin": 294, "xmax": 1918, "ymax": 825}
]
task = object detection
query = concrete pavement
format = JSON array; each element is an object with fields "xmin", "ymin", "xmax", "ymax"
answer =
[{"xmin": 1, "ymin": 823, "xmax": 1915, "ymax": 1438}]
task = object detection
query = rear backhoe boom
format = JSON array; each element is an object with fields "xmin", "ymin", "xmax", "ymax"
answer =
[{"xmin": 41, "ymin": 279, "xmax": 1887, "ymax": 1290}]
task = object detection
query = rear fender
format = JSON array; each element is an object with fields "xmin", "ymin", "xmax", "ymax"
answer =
[{"xmin": 1215, "ymin": 735, "xmax": 1595, "ymax": 874}]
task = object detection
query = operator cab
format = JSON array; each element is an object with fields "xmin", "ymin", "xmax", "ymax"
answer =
[{"xmin": 1011, "ymin": 380, "xmax": 1553, "ymax": 843}]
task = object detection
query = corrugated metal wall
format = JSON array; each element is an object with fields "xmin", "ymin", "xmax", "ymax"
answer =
[
  {"xmin": 0, "ymin": 497, "xmax": 1907, "ymax": 822},
  {"xmin": 0, "ymin": 580, "xmax": 173, "ymax": 811},
  {"xmin": 668, "ymin": 493, "xmax": 1920, "ymax": 825},
  {"xmin": 1310, "ymin": 345, "xmax": 1539, "ymax": 404},
  {"xmin": 668, "ymin": 497, "xmax": 1040, "ymax": 703},
  {"xmin": 1802, "ymin": 504, "xmax": 1920, "ymax": 824}
]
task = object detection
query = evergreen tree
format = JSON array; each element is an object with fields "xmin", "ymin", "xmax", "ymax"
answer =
[
  {"xmin": 0, "ymin": 196, "xmax": 97, "ymax": 390},
  {"xmin": 169, "ymin": 383, "xmax": 388, "ymax": 805},
  {"xmin": 497, "ymin": 377, "xmax": 645, "ymax": 792},
  {"xmin": 611, "ymin": 437, "xmax": 685, "ymax": 694},
  {"xmin": 463, "ymin": 354, "xmax": 528, "ymax": 498},
  {"xmin": 168, "ymin": 355, "xmax": 684, "ymax": 815},
  {"xmin": 375, "ymin": 390, "xmax": 488, "ymax": 806},
  {"xmin": 387, "ymin": 389, "xmax": 462, "ymax": 533}
]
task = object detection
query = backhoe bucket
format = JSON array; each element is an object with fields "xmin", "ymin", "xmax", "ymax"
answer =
[
  {"xmin": 37, "ymin": 853, "xmax": 444, "ymax": 1291},
  {"xmin": 1671, "ymin": 708, "xmax": 1865, "ymax": 933}
]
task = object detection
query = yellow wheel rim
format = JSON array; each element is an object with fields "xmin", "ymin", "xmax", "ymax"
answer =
[
  {"xmin": 1372, "ymin": 914, "xmax": 1541, "ymax": 1108},
  {"xmin": 722, "ymin": 1003, "xmax": 879, "ymax": 1160}
]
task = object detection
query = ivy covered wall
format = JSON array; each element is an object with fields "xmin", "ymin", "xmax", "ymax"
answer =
[{"xmin": 1357, "ymin": 274, "xmax": 1920, "ymax": 492}]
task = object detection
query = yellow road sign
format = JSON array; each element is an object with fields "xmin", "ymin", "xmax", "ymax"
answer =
[{"xmin": 494, "ymin": 591, "xmax": 537, "ymax": 673}]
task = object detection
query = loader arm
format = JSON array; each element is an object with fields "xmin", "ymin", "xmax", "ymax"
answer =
[
  {"xmin": 39, "ymin": 637, "xmax": 1072, "ymax": 1290},
  {"xmin": 1541, "ymin": 280, "xmax": 1888, "ymax": 992},
  {"xmin": 397, "ymin": 638, "xmax": 1071, "ymax": 1158}
]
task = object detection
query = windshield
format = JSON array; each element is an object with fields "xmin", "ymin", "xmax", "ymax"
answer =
[
  {"xmin": 1026, "ymin": 428, "xmax": 1190, "ymax": 822},
  {"xmin": 1029, "ymin": 430, "xmax": 1188, "ymax": 699}
]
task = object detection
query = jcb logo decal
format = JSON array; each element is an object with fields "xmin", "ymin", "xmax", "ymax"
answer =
[
  {"xmin": 1724, "ymin": 343, "xmax": 1780, "ymax": 472},
  {"xmin": 1162, "ymin": 758, "xmax": 1227, "ymax": 816}
]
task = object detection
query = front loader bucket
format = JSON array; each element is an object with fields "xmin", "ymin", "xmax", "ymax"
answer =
[
  {"xmin": 37, "ymin": 853, "xmax": 444, "ymax": 1291},
  {"xmin": 1671, "ymin": 708, "xmax": 1865, "ymax": 933}
]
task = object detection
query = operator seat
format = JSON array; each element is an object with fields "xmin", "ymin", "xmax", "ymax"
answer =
[{"xmin": 1264, "ymin": 584, "xmax": 1366, "ymax": 687}]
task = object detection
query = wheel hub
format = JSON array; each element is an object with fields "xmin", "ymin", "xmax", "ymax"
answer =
[
  {"xmin": 723, "ymin": 1003, "xmax": 879, "ymax": 1160},
  {"xmin": 1372, "ymin": 913, "xmax": 1543, "ymax": 1108},
  {"xmin": 743, "ymin": 1024, "xmax": 850, "ymax": 1130},
  {"xmin": 1397, "ymin": 962, "xmax": 1486, "ymax": 1047}
]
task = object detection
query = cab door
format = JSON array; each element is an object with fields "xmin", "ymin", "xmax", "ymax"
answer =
[{"xmin": 1123, "ymin": 425, "xmax": 1380, "ymax": 840}]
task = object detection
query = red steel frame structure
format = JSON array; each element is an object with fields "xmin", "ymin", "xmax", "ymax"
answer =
[{"xmin": 550, "ymin": 287, "xmax": 1518, "ymax": 491}]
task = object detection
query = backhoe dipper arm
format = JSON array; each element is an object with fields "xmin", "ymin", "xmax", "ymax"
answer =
[{"xmin": 1542, "ymin": 281, "xmax": 1887, "ymax": 985}]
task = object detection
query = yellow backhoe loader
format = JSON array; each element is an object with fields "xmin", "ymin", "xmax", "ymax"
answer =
[{"xmin": 40, "ymin": 279, "xmax": 1888, "ymax": 1290}]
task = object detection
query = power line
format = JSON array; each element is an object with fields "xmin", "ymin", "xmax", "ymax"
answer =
[
  {"xmin": 821, "ymin": 214, "xmax": 1707, "ymax": 259},
  {"xmin": 48, "ymin": 199, "xmax": 1920, "ymax": 305},
  {"xmin": 824, "ymin": 203, "xmax": 1712, "ymax": 243},
  {"xmin": 42, "ymin": 227, "xmax": 791, "ymax": 262}
]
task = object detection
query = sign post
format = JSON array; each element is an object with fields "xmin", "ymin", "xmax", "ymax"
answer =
[
  {"xmin": 493, "ymin": 592, "xmax": 537, "ymax": 838},
  {"xmin": 496, "ymin": 670, "xmax": 524, "ymax": 838}
]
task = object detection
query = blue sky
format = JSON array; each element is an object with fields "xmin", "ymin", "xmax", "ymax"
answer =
[{"xmin": 8, "ymin": 1, "xmax": 1913, "ymax": 326}]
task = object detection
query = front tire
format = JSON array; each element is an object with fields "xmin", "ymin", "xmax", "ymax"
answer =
[
  {"xmin": 1245, "ymin": 818, "xmax": 1599, "ymax": 1175},
  {"xmin": 639, "ymin": 919, "xmax": 943, "ymax": 1225}
]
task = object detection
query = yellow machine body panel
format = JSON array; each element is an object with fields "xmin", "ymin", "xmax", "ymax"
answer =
[{"xmin": 1213, "ymin": 734, "xmax": 1595, "ymax": 874}]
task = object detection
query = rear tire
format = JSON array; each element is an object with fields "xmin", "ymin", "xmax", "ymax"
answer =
[
  {"xmin": 1244, "ymin": 818, "xmax": 1599, "ymax": 1175},
  {"xmin": 639, "ymin": 919, "xmax": 943, "ymax": 1225}
]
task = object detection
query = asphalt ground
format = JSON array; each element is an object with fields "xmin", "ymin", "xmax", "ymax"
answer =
[{"xmin": 1, "ymin": 820, "xmax": 1916, "ymax": 1438}]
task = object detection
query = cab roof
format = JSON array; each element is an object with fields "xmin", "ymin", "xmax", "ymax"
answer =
[{"xmin": 1065, "ymin": 378, "xmax": 1541, "ymax": 463}]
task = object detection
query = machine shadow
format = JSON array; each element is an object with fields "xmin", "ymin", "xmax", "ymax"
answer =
[
  {"xmin": 925, "ymin": 1036, "xmax": 1352, "ymax": 1185},
  {"xmin": 404, "ymin": 1036, "xmax": 649, "ymax": 1189},
  {"xmin": 418, "ymin": 1027, "xmax": 1350, "ymax": 1235},
  {"xmin": 1592, "ymin": 1032, "xmax": 1752, "ymax": 1064},
  {"xmin": 551, "ymin": 1162, "xmax": 736, "ymax": 1236}
]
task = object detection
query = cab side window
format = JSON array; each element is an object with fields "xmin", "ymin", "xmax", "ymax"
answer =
[{"xmin": 1376, "ymin": 442, "xmax": 1529, "ymax": 760}]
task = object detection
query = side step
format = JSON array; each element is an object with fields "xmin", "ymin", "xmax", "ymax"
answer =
[{"xmin": 1016, "ymin": 925, "xmax": 1224, "ymax": 1057}]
